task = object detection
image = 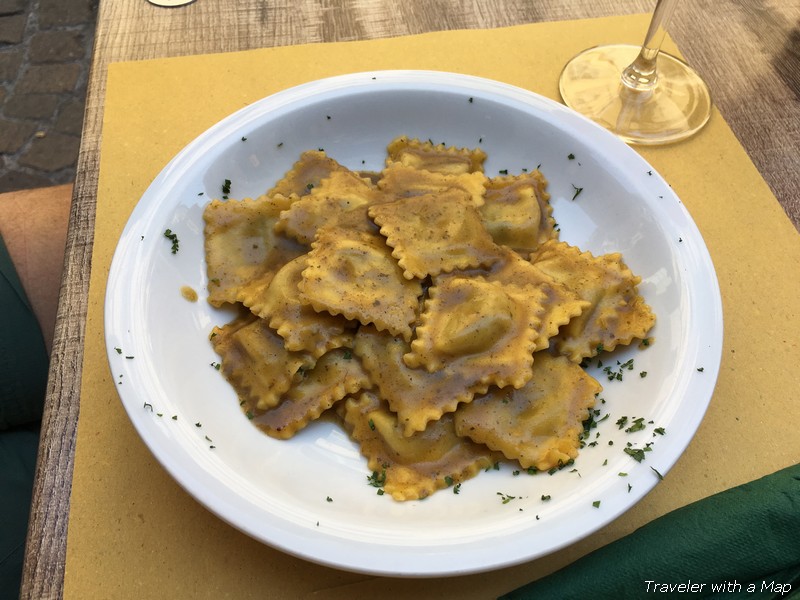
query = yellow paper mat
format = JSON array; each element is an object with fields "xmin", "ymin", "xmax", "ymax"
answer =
[{"xmin": 64, "ymin": 14, "xmax": 800, "ymax": 599}]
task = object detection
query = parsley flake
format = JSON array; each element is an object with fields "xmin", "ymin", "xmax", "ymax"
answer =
[
  {"xmin": 367, "ymin": 469, "xmax": 386, "ymax": 488},
  {"xmin": 497, "ymin": 492, "xmax": 516, "ymax": 504},
  {"xmin": 163, "ymin": 229, "xmax": 180, "ymax": 254}
]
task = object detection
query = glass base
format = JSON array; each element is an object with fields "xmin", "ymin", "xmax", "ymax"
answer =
[{"xmin": 559, "ymin": 44, "xmax": 712, "ymax": 145}]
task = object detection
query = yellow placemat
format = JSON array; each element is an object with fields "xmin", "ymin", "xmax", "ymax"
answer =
[{"xmin": 64, "ymin": 14, "xmax": 800, "ymax": 599}]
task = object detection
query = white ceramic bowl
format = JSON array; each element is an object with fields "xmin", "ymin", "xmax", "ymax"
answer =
[{"xmin": 105, "ymin": 70, "xmax": 723, "ymax": 577}]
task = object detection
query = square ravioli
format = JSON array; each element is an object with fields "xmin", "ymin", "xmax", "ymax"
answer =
[
  {"xmin": 368, "ymin": 189, "xmax": 499, "ymax": 279},
  {"xmin": 404, "ymin": 274, "xmax": 543, "ymax": 390},
  {"xmin": 479, "ymin": 169, "xmax": 558, "ymax": 254},
  {"xmin": 204, "ymin": 195, "xmax": 306, "ymax": 307},
  {"xmin": 342, "ymin": 391, "xmax": 500, "ymax": 501},
  {"xmin": 298, "ymin": 225, "xmax": 423, "ymax": 340},
  {"xmin": 377, "ymin": 162, "xmax": 488, "ymax": 207},
  {"xmin": 385, "ymin": 136, "xmax": 487, "ymax": 174},
  {"xmin": 353, "ymin": 325, "xmax": 491, "ymax": 437},
  {"xmin": 245, "ymin": 255, "xmax": 355, "ymax": 358},
  {"xmin": 211, "ymin": 313, "xmax": 316, "ymax": 411},
  {"xmin": 274, "ymin": 169, "xmax": 384, "ymax": 245},
  {"xmin": 250, "ymin": 348, "xmax": 371, "ymax": 439},
  {"xmin": 454, "ymin": 352, "xmax": 602, "ymax": 471},
  {"xmin": 204, "ymin": 136, "xmax": 657, "ymax": 502},
  {"xmin": 530, "ymin": 240, "xmax": 656, "ymax": 362}
]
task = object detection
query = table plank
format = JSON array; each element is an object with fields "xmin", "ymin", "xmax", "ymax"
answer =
[{"xmin": 21, "ymin": 1, "xmax": 800, "ymax": 597}]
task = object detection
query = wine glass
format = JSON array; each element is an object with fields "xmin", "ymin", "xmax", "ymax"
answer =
[{"xmin": 559, "ymin": 0, "xmax": 711, "ymax": 145}]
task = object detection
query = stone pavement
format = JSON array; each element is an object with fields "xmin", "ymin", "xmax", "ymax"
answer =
[{"xmin": 0, "ymin": 0, "xmax": 98, "ymax": 193}]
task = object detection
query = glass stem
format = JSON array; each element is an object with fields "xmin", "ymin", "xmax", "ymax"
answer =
[{"xmin": 621, "ymin": 0, "xmax": 679, "ymax": 90}]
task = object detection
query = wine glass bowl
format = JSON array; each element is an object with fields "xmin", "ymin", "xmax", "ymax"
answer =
[{"xmin": 559, "ymin": 2, "xmax": 712, "ymax": 145}]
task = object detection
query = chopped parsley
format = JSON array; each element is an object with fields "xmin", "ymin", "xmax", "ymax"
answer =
[
  {"xmin": 651, "ymin": 466, "xmax": 664, "ymax": 480},
  {"xmin": 367, "ymin": 469, "xmax": 386, "ymax": 489},
  {"xmin": 221, "ymin": 178, "xmax": 232, "ymax": 199},
  {"xmin": 625, "ymin": 417, "xmax": 647, "ymax": 433},
  {"xmin": 592, "ymin": 500, "xmax": 601, "ymax": 508},
  {"xmin": 603, "ymin": 358, "xmax": 635, "ymax": 381},
  {"xmin": 163, "ymin": 229, "xmax": 179, "ymax": 254},
  {"xmin": 624, "ymin": 443, "xmax": 653, "ymax": 462},
  {"xmin": 497, "ymin": 492, "xmax": 516, "ymax": 504},
  {"xmin": 571, "ymin": 184, "xmax": 584, "ymax": 201}
]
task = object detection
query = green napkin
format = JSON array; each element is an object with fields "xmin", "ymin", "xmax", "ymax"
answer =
[
  {"xmin": 0, "ymin": 234, "xmax": 48, "ymax": 429},
  {"xmin": 500, "ymin": 463, "xmax": 800, "ymax": 599}
]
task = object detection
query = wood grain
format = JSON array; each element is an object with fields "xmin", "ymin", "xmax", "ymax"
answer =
[{"xmin": 21, "ymin": 1, "xmax": 800, "ymax": 597}]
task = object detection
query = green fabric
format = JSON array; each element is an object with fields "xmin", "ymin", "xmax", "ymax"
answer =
[
  {"xmin": 0, "ymin": 233, "xmax": 48, "ymax": 599},
  {"xmin": 0, "ymin": 233, "xmax": 48, "ymax": 430},
  {"xmin": 0, "ymin": 424, "xmax": 39, "ymax": 600},
  {"xmin": 500, "ymin": 463, "xmax": 800, "ymax": 600}
]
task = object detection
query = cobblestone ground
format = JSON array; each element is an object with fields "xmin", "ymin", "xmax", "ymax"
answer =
[{"xmin": 0, "ymin": 0, "xmax": 98, "ymax": 193}]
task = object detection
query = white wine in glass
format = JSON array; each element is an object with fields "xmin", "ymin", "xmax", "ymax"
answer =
[{"xmin": 559, "ymin": 0, "xmax": 711, "ymax": 145}]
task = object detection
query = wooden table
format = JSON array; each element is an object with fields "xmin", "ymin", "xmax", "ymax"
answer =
[{"xmin": 21, "ymin": 1, "xmax": 800, "ymax": 597}]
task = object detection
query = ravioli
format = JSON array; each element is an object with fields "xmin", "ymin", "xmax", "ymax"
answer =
[
  {"xmin": 274, "ymin": 169, "xmax": 384, "ymax": 244},
  {"xmin": 454, "ymin": 352, "xmax": 602, "ymax": 471},
  {"xmin": 245, "ymin": 254, "xmax": 354, "ymax": 358},
  {"xmin": 298, "ymin": 225, "xmax": 423, "ymax": 340},
  {"xmin": 404, "ymin": 275, "xmax": 542, "ymax": 391},
  {"xmin": 203, "ymin": 194, "xmax": 306, "ymax": 307},
  {"xmin": 251, "ymin": 348, "xmax": 370, "ymax": 439},
  {"xmin": 479, "ymin": 169, "xmax": 557, "ymax": 253},
  {"xmin": 530, "ymin": 240, "xmax": 656, "ymax": 362},
  {"xmin": 385, "ymin": 136, "xmax": 487, "ymax": 174},
  {"xmin": 368, "ymin": 189, "xmax": 499, "ymax": 279},
  {"xmin": 342, "ymin": 391, "xmax": 499, "ymax": 501},
  {"xmin": 211, "ymin": 313, "xmax": 316, "ymax": 411},
  {"xmin": 267, "ymin": 150, "xmax": 350, "ymax": 197},
  {"xmin": 354, "ymin": 325, "xmax": 491, "ymax": 437},
  {"xmin": 204, "ymin": 137, "xmax": 656, "ymax": 502},
  {"xmin": 377, "ymin": 162, "xmax": 488, "ymax": 207}
]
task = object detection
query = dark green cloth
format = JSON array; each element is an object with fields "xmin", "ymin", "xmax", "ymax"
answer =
[
  {"xmin": 1, "ymin": 233, "xmax": 48, "ymax": 600},
  {"xmin": 500, "ymin": 463, "xmax": 800, "ymax": 600},
  {"xmin": 0, "ymin": 234, "xmax": 48, "ymax": 430},
  {"xmin": 0, "ymin": 424, "xmax": 39, "ymax": 600}
]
